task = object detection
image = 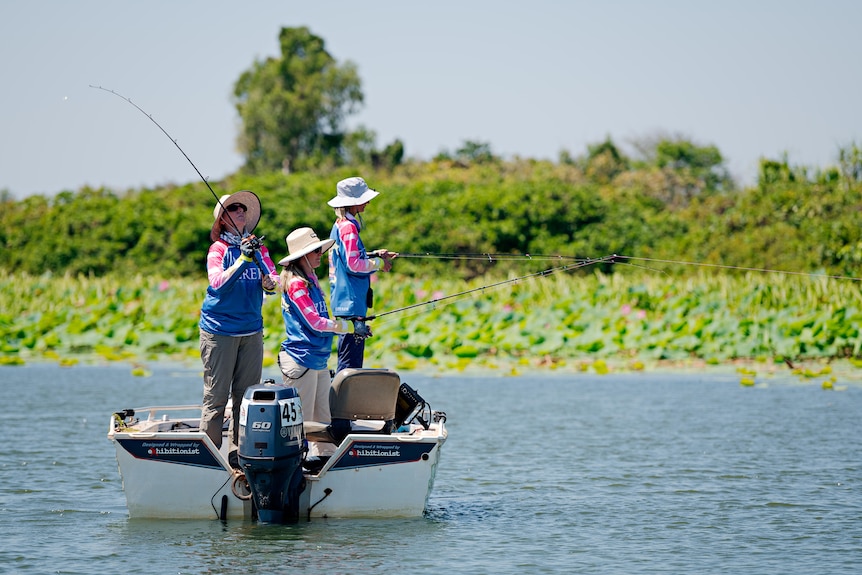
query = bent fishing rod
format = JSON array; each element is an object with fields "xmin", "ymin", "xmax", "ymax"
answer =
[
  {"xmin": 365, "ymin": 253, "xmax": 619, "ymax": 322},
  {"xmin": 89, "ymin": 85, "xmax": 265, "ymax": 253}
]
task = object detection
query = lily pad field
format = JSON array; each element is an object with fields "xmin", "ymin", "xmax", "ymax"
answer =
[{"xmin": 3, "ymin": 269, "xmax": 862, "ymax": 385}]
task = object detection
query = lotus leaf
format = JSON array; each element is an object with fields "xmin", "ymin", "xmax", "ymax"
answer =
[
  {"xmin": 403, "ymin": 344, "xmax": 433, "ymax": 358},
  {"xmin": 452, "ymin": 345, "xmax": 479, "ymax": 358}
]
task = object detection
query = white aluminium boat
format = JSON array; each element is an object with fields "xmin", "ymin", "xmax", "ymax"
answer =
[{"xmin": 108, "ymin": 368, "xmax": 447, "ymax": 522}]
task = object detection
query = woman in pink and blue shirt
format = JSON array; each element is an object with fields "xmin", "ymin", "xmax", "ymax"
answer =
[
  {"xmin": 327, "ymin": 177, "xmax": 397, "ymax": 372},
  {"xmin": 199, "ymin": 190, "xmax": 279, "ymax": 465},
  {"xmin": 277, "ymin": 227, "xmax": 365, "ymax": 459}
]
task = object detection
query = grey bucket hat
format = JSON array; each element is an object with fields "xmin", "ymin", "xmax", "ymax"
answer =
[{"xmin": 327, "ymin": 177, "xmax": 380, "ymax": 208}]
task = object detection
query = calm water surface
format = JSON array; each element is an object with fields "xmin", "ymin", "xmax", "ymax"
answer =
[{"xmin": 0, "ymin": 363, "xmax": 860, "ymax": 574}]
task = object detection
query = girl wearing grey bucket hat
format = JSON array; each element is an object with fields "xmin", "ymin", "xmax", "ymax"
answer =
[
  {"xmin": 276, "ymin": 227, "xmax": 366, "ymax": 460},
  {"xmin": 327, "ymin": 177, "xmax": 398, "ymax": 372}
]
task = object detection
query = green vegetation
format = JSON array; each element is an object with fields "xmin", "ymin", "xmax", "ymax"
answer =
[
  {"xmin": 2, "ymin": 140, "xmax": 862, "ymax": 376},
  {"xmin": 2, "ymin": 142, "xmax": 861, "ymax": 279},
  {"xmin": 2, "ymin": 25, "xmax": 861, "ymax": 377},
  {"xmin": 230, "ymin": 26, "xmax": 404, "ymax": 175},
  {"xmin": 2, "ymin": 269, "xmax": 862, "ymax": 380},
  {"xmin": 234, "ymin": 27, "xmax": 380, "ymax": 174}
]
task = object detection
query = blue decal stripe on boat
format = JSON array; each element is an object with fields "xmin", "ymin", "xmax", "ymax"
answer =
[
  {"xmin": 117, "ymin": 438, "xmax": 224, "ymax": 470},
  {"xmin": 330, "ymin": 440, "xmax": 435, "ymax": 470}
]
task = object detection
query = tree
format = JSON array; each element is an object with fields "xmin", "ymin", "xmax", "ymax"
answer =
[
  {"xmin": 584, "ymin": 137, "xmax": 628, "ymax": 184},
  {"xmin": 654, "ymin": 139, "xmax": 729, "ymax": 191},
  {"xmin": 455, "ymin": 140, "xmax": 497, "ymax": 164},
  {"xmin": 340, "ymin": 127, "xmax": 404, "ymax": 171},
  {"xmin": 622, "ymin": 134, "xmax": 734, "ymax": 206},
  {"xmin": 372, "ymin": 139, "xmax": 405, "ymax": 171},
  {"xmin": 233, "ymin": 27, "xmax": 364, "ymax": 174},
  {"xmin": 838, "ymin": 142, "xmax": 862, "ymax": 185}
]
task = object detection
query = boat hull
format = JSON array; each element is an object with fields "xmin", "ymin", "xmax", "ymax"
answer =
[
  {"xmin": 108, "ymin": 406, "xmax": 446, "ymax": 520},
  {"xmin": 112, "ymin": 432, "xmax": 250, "ymax": 519},
  {"xmin": 302, "ymin": 434, "xmax": 444, "ymax": 519}
]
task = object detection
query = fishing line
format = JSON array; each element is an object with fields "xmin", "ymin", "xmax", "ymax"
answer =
[
  {"xmin": 614, "ymin": 255, "xmax": 862, "ymax": 282},
  {"xmin": 368, "ymin": 250, "xmax": 862, "ymax": 325},
  {"xmin": 89, "ymin": 85, "xmax": 245, "ymax": 239},
  {"xmin": 367, "ymin": 253, "xmax": 618, "ymax": 322},
  {"xmin": 90, "ymin": 85, "xmax": 273, "ymax": 280},
  {"xmin": 399, "ymin": 251, "xmax": 862, "ymax": 282}
]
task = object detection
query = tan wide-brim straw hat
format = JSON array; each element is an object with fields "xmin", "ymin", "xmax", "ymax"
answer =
[
  {"xmin": 327, "ymin": 176, "xmax": 380, "ymax": 208},
  {"xmin": 277, "ymin": 227, "xmax": 335, "ymax": 266},
  {"xmin": 210, "ymin": 190, "xmax": 261, "ymax": 242}
]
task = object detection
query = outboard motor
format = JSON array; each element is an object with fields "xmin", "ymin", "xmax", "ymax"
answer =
[{"xmin": 238, "ymin": 382, "xmax": 306, "ymax": 523}]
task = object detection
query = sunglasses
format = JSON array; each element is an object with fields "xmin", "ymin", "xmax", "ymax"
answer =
[
  {"xmin": 311, "ymin": 247, "xmax": 323, "ymax": 254},
  {"xmin": 226, "ymin": 203, "xmax": 247, "ymax": 213}
]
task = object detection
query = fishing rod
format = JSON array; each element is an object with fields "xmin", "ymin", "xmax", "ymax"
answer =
[
  {"xmin": 89, "ymin": 85, "xmax": 263, "ymax": 251},
  {"xmin": 365, "ymin": 250, "xmax": 862, "ymax": 323},
  {"xmin": 397, "ymin": 252, "xmax": 588, "ymax": 263},
  {"xmin": 366, "ymin": 253, "xmax": 619, "ymax": 321},
  {"xmin": 399, "ymin": 251, "xmax": 862, "ymax": 282}
]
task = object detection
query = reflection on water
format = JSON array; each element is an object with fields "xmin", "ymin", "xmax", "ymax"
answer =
[{"xmin": 1, "ymin": 363, "xmax": 860, "ymax": 574}]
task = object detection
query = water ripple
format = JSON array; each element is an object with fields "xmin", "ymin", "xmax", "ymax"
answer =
[{"xmin": 1, "ymin": 366, "xmax": 860, "ymax": 574}]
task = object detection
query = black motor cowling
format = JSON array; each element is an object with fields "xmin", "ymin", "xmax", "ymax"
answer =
[{"xmin": 238, "ymin": 383, "xmax": 306, "ymax": 523}]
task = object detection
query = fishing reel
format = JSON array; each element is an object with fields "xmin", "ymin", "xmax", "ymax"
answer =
[
  {"xmin": 113, "ymin": 408, "xmax": 138, "ymax": 430},
  {"xmin": 348, "ymin": 317, "xmax": 373, "ymax": 340},
  {"xmin": 244, "ymin": 234, "xmax": 265, "ymax": 250}
]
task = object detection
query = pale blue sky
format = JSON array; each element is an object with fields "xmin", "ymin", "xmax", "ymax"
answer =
[{"xmin": 1, "ymin": 0, "xmax": 859, "ymax": 198}]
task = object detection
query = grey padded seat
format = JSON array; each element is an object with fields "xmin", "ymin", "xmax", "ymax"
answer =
[{"xmin": 304, "ymin": 368, "xmax": 400, "ymax": 445}]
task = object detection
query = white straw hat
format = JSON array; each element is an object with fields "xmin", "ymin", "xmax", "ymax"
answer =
[
  {"xmin": 327, "ymin": 177, "xmax": 380, "ymax": 208},
  {"xmin": 278, "ymin": 227, "xmax": 335, "ymax": 266},
  {"xmin": 210, "ymin": 190, "xmax": 261, "ymax": 241}
]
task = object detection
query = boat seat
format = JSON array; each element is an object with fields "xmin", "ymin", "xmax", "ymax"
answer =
[{"xmin": 304, "ymin": 368, "xmax": 400, "ymax": 445}]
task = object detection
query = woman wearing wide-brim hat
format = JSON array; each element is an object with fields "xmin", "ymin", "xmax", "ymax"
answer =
[
  {"xmin": 198, "ymin": 190, "xmax": 279, "ymax": 466},
  {"xmin": 327, "ymin": 176, "xmax": 398, "ymax": 373},
  {"xmin": 277, "ymin": 227, "xmax": 367, "ymax": 461}
]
